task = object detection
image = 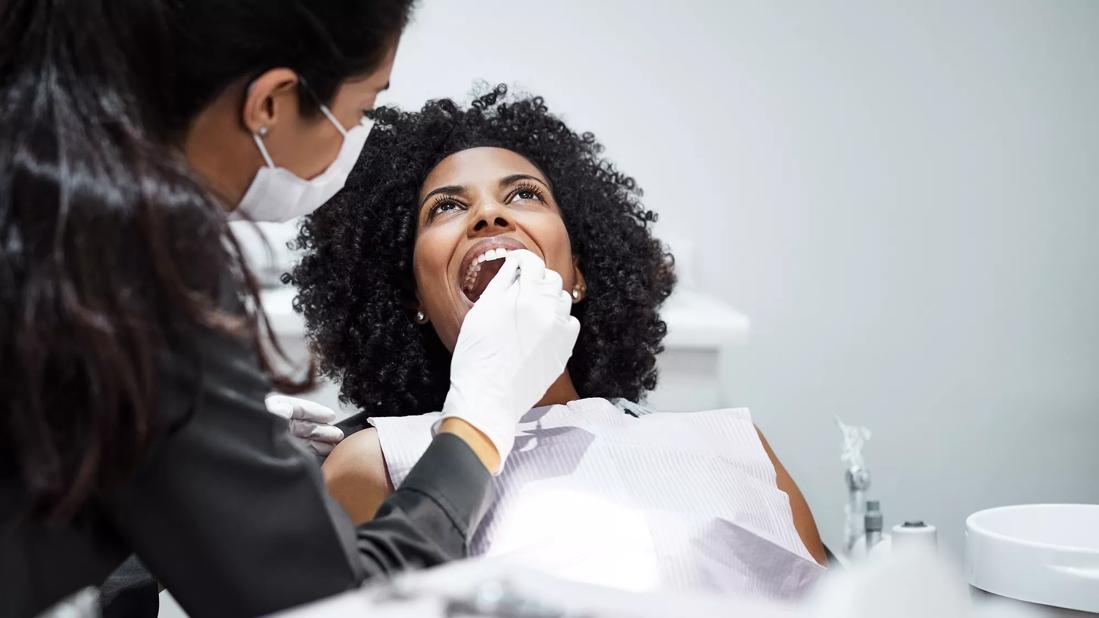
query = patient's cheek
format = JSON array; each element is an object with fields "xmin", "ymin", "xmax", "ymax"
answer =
[
  {"xmin": 544, "ymin": 227, "xmax": 575, "ymax": 291},
  {"xmin": 412, "ymin": 253, "xmax": 463, "ymax": 351}
]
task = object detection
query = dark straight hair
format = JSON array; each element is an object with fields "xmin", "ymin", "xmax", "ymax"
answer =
[{"xmin": 0, "ymin": 0, "xmax": 413, "ymax": 521}]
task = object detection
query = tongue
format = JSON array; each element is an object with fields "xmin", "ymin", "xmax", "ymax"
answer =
[{"xmin": 464, "ymin": 257, "xmax": 506, "ymax": 303}]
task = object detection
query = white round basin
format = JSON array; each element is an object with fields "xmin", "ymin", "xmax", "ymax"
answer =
[{"xmin": 966, "ymin": 504, "xmax": 1099, "ymax": 613}]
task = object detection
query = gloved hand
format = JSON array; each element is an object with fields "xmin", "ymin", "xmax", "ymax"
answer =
[
  {"xmin": 265, "ymin": 394, "xmax": 345, "ymax": 456},
  {"xmin": 437, "ymin": 249, "xmax": 580, "ymax": 474}
]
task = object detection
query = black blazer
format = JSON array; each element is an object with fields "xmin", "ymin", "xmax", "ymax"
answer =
[{"xmin": 0, "ymin": 302, "xmax": 492, "ymax": 617}]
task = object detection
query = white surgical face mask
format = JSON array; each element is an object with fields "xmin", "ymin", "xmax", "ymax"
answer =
[{"xmin": 233, "ymin": 104, "xmax": 372, "ymax": 223}]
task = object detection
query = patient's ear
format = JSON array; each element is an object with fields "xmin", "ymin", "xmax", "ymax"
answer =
[{"xmin": 571, "ymin": 258, "xmax": 586, "ymax": 304}]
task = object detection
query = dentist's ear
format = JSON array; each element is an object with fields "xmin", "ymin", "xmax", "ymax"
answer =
[
  {"xmin": 570, "ymin": 258, "xmax": 587, "ymax": 304},
  {"xmin": 240, "ymin": 68, "xmax": 300, "ymax": 136}
]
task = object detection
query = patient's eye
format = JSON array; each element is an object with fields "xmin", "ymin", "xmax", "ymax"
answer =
[
  {"xmin": 427, "ymin": 197, "xmax": 464, "ymax": 221},
  {"xmin": 509, "ymin": 183, "xmax": 546, "ymax": 204}
]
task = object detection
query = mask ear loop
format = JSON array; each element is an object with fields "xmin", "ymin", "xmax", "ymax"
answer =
[
  {"xmin": 318, "ymin": 104, "xmax": 349, "ymax": 137},
  {"xmin": 298, "ymin": 74, "xmax": 349, "ymax": 137},
  {"xmin": 252, "ymin": 130, "xmax": 276, "ymax": 168}
]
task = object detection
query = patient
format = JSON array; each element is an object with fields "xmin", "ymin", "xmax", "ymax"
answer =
[{"xmin": 288, "ymin": 85, "xmax": 826, "ymax": 596}]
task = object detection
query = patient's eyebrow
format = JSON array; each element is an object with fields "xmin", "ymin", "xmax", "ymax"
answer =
[
  {"xmin": 420, "ymin": 184, "xmax": 465, "ymax": 207},
  {"xmin": 499, "ymin": 174, "xmax": 550, "ymax": 190}
]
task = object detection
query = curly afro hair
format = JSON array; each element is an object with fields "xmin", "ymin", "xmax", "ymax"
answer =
[{"xmin": 286, "ymin": 84, "xmax": 675, "ymax": 419}]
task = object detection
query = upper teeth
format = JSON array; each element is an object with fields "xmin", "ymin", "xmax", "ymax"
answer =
[
  {"xmin": 475, "ymin": 247, "xmax": 508, "ymax": 265},
  {"xmin": 463, "ymin": 247, "xmax": 510, "ymax": 288}
]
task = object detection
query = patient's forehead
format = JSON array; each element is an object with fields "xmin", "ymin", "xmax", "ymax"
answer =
[{"xmin": 418, "ymin": 147, "xmax": 548, "ymax": 199}]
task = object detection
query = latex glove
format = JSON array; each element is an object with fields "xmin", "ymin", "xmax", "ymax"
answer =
[
  {"xmin": 438, "ymin": 249, "xmax": 580, "ymax": 474},
  {"xmin": 265, "ymin": 394, "xmax": 345, "ymax": 456}
]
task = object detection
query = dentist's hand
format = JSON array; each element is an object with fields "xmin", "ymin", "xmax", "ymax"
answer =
[
  {"xmin": 265, "ymin": 394, "xmax": 344, "ymax": 456},
  {"xmin": 438, "ymin": 249, "xmax": 580, "ymax": 474}
]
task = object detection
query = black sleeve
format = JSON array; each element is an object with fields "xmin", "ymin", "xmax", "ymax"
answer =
[{"xmin": 100, "ymin": 322, "xmax": 492, "ymax": 617}]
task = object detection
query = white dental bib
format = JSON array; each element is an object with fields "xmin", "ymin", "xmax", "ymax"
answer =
[{"xmin": 370, "ymin": 398, "xmax": 824, "ymax": 600}]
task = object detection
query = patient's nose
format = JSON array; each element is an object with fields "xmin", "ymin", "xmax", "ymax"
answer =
[{"xmin": 468, "ymin": 201, "xmax": 516, "ymax": 236}]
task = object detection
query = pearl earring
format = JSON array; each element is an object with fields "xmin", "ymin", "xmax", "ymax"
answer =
[
  {"xmin": 571, "ymin": 286, "xmax": 584, "ymax": 301},
  {"xmin": 415, "ymin": 310, "xmax": 428, "ymax": 324}
]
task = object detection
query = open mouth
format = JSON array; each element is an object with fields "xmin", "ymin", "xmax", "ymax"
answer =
[{"xmin": 458, "ymin": 237, "xmax": 528, "ymax": 303}]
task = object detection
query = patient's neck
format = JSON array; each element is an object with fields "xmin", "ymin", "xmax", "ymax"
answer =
[{"xmin": 535, "ymin": 372, "xmax": 580, "ymax": 408}]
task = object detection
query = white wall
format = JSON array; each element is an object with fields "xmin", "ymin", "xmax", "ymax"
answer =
[{"xmin": 374, "ymin": 0, "xmax": 1099, "ymax": 557}]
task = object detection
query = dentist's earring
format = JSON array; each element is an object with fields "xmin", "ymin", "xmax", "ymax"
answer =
[{"xmin": 414, "ymin": 310, "xmax": 429, "ymax": 325}]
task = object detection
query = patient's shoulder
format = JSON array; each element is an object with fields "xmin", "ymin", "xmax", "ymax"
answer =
[
  {"xmin": 753, "ymin": 425, "xmax": 828, "ymax": 565},
  {"xmin": 322, "ymin": 427, "xmax": 393, "ymax": 524}
]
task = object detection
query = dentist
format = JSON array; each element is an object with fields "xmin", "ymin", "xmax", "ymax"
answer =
[{"xmin": 0, "ymin": 1, "xmax": 579, "ymax": 617}]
